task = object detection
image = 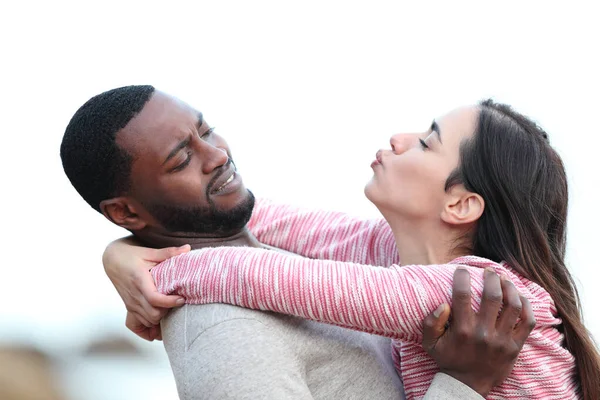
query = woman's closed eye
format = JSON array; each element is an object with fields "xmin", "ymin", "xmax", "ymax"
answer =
[
  {"xmin": 201, "ymin": 127, "xmax": 215, "ymax": 139},
  {"xmin": 419, "ymin": 138, "xmax": 430, "ymax": 150}
]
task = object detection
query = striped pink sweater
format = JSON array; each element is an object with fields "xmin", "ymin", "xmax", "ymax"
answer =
[{"xmin": 152, "ymin": 199, "xmax": 579, "ymax": 399}]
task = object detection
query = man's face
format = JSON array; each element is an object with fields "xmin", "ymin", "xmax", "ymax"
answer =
[{"xmin": 116, "ymin": 91, "xmax": 254, "ymax": 237}]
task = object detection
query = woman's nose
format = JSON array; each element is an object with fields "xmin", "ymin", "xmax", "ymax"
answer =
[{"xmin": 390, "ymin": 133, "xmax": 418, "ymax": 154}]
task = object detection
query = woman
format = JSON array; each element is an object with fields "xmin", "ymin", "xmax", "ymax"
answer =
[{"xmin": 107, "ymin": 100, "xmax": 600, "ymax": 399}]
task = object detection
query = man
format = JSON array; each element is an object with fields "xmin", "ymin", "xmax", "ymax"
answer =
[{"xmin": 61, "ymin": 85, "xmax": 533, "ymax": 399}]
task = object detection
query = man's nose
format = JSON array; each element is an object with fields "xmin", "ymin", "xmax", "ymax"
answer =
[
  {"xmin": 197, "ymin": 141, "xmax": 229, "ymax": 174},
  {"xmin": 389, "ymin": 133, "xmax": 419, "ymax": 154}
]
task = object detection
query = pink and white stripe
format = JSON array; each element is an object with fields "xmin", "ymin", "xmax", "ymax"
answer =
[{"xmin": 152, "ymin": 198, "xmax": 579, "ymax": 399}]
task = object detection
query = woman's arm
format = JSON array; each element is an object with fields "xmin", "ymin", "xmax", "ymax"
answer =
[
  {"xmin": 249, "ymin": 198, "xmax": 399, "ymax": 266},
  {"xmin": 152, "ymin": 247, "xmax": 486, "ymax": 342},
  {"xmin": 103, "ymin": 237, "xmax": 189, "ymax": 339}
]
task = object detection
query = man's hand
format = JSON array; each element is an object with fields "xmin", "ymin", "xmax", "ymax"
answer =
[
  {"xmin": 102, "ymin": 237, "xmax": 190, "ymax": 340},
  {"xmin": 421, "ymin": 267, "xmax": 536, "ymax": 397}
]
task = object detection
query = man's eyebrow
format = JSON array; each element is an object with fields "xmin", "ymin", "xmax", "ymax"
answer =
[
  {"xmin": 431, "ymin": 120, "xmax": 442, "ymax": 143},
  {"xmin": 163, "ymin": 136, "xmax": 191, "ymax": 166},
  {"xmin": 162, "ymin": 112, "xmax": 203, "ymax": 166}
]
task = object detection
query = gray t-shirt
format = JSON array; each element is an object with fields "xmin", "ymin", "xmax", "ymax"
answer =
[
  {"xmin": 162, "ymin": 304, "xmax": 405, "ymax": 399},
  {"xmin": 162, "ymin": 305, "xmax": 484, "ymax": 400}
]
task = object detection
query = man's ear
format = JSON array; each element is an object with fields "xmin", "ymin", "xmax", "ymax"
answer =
[
  {"xmin": 441, "ymin": 186, "xmax": 485, "ymax": 226},
  {"xmin": 99, "ymin": 197, "xmax": 147, "ymax": 231}
]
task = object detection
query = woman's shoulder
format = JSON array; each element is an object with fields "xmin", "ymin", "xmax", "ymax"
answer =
[{"xmin": 449, "ymin": 256, "xmax": 560, "ymax": 326}]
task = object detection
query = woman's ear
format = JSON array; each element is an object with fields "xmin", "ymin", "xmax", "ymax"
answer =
[
  {"xmin": 99, "ymin": 198, "xmax": 147, "ymax": 231},
  {"xmin": 441, "ymin": 186, "xmax": 484, "ymax": 226}
]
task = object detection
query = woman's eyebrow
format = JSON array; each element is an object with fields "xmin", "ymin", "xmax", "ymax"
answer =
[
  {"xmin": 196, "ymin": 112, "xmax": 204, "ymax": 131},
  {"xmin": 431, "ymin": 120, "xmax": 442, "ymax": 143}
]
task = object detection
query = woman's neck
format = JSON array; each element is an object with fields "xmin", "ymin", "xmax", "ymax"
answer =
[{"xmin": 388, "ymin": 218, "xmax": 466, "ymax": 266}]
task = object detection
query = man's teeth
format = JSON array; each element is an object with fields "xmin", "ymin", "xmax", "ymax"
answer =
[{"xmin": 216, "ymin": 173, "xmax": 235, "ymax": 192}]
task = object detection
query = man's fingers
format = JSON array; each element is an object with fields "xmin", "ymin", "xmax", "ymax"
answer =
[
  {"xmin": 478, "ymin": 268, "xmax": 504, "ymax": 330},
  {"xmin": 513, "ymin": 296, "xmax": 536, "ymax": 347},
  {"xmin": 422, "ymin": 304, "xmax": 450, "ymax": 351},
  {"xmin": 496, "ymin": 277, "xmax": 522, "ymax": 334},
  {"xmin": 148, "ymin": 245, "xmax": 191, "ymax": 263},
  {"xmin": 451, "ymin": 267, "xmax": 474, "ymax": 324}
]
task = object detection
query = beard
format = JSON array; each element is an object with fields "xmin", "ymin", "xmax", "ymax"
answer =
[{"xmin": 142, "ymin": 190, "xmax": 255, "ymax": 237}]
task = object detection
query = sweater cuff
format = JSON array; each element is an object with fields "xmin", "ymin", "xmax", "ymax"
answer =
[{"xmin": 424, "ymin": 373, "xmax": 485, "ymax": 400}]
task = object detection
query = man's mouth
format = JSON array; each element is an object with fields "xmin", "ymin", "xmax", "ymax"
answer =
[{"xmin": 214, "ymin": 171, "xmax": 235, "ymax": 193}]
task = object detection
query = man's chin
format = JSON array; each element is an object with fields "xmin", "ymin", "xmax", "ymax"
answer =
[
  {"xmin": 203, "ymin": 189, "xmax": 255, "ymax": 236},
  {"xmin": 144, "ymin": 189, "xmax": 255, "ymax": 237}
]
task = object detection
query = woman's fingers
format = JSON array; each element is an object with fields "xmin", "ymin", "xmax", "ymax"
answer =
[
  {"xmin": 147, "ymin": 292, "xmax": 186, "ymax": 308},
  {"xmin": 137, "ymin": 271, "xmax": 184, "ymax": 323},
  {"xmin": 147, "ymin": 244, "xmax": 191, "ymax": 263},
  {"xmin": 131, "ymin": 312, "xmax": 153, "ymax": 329}
]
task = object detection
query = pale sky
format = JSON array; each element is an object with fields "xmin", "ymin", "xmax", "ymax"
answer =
[{"xmin": 1, "ymin": 0, "xmax": 599, "ymax": 395}]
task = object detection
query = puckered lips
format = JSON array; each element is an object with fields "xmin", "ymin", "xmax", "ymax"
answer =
[
  {"xmin": 209, "ymin": 164, "xmax": 240, "ymax": 195},
  {"xmin": 371, "ymin": 150, "xmax": 383, "ymax": 168}
]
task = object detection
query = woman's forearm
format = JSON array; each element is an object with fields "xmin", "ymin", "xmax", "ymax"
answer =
[
  {"xmin": 249, "ymin": 199, "xmax": 399, "ymax": 266},
  {"xmin": 152, "ymin": 247, "xmax": 459, "ymax": 341}
]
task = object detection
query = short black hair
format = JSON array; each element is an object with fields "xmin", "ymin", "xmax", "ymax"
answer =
[{"xmin": 60, "ymin": 85, "xmax": 155, "ymax": 212}]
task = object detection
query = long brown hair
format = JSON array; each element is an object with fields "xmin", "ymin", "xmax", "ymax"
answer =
[{"xmin": 445, "ymin": 99, "xmax": 600, "ymax": 399}]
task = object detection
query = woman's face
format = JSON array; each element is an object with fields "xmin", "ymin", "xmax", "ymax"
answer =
[{"xmin": 365, "ymin": 106, "xmax": 479, "ymax": 222}]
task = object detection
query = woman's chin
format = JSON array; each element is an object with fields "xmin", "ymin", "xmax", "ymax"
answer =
[
  {"xmin": 363, "ymin": 180, "xmax": 381, "ymax": 207},
  {"xmin": 364, "ymin": 180, "xmax": 375, "ymax": 199}
]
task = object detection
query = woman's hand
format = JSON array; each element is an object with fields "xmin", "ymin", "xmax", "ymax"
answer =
[
  {"xmin": 126, "ymin": 311, "xmax": 164, "ymax": 341},
  {"xmin": 102, "ymin": 236, "xmax": 190, "ymax": 340}
]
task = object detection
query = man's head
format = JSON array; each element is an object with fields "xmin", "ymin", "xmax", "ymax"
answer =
[{"xmin": 61, "ymin": 85, "xmax": 254, "ymax": 239}]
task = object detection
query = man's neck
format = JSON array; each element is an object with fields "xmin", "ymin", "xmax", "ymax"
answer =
[{"xmin": 135, "ymin": 226, "xmax": 264, "ymax": 250}]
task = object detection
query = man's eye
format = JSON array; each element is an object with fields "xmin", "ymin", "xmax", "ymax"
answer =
[{"xmin": 172, "ymin": 152, "xmax": 192, "ymax": 172}]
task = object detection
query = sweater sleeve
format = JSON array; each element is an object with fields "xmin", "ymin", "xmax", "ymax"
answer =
[
  {"xmin": 423, "ymin": 373, "xmax": 484, "ymax": 400},
  {"xmin": 247, "ymin": 198, "xmax": 399, "ymax": 266},
  {"xmin": 152, "ymin": 247, "xmax": 485, "ymax": 343}
]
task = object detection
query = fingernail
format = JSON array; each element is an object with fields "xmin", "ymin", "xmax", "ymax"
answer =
[
  {"xmin": 485, "ymin": 267, "xmax": 495, "ymax": 273},
  {"xmin": 176, "ymin": 298, "xmax": 185, "ymax": 306},
  {"xmin": 433, "ymin": 304, "xmax": 446, "ymax": 318}
]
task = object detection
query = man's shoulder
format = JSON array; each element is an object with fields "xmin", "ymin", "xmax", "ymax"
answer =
[
  {"xmin": 161, "ymin": 304, "xmax": 405, "ymax": 400},
  {"xmin": 161, "ymin": 304, "xmax": 316, "ymax": 400},
  {"xmin": 162, "ymin": 304, "xmax": 289, "ymax": 349},
  {"xmin": 168, "ymin": 302, "xmax": 287, "ymax": 327}
]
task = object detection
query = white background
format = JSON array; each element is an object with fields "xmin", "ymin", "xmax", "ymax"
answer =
[{"xmin": 1, "ymin": 1, "xmax": 598, "ymax": 398}]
